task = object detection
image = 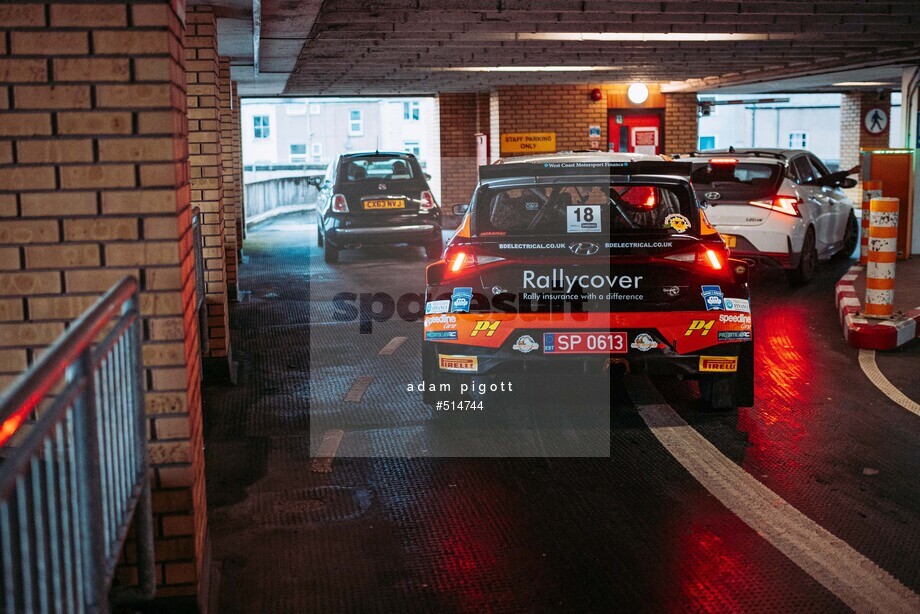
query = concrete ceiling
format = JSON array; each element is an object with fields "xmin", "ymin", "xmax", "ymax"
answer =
[{"xmin": 203, "ymin": 0, "xmax": 920, "ymax": 97}]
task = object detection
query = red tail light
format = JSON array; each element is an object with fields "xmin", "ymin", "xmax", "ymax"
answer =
[
  {"xmin": 445, "ymin": 250, "xmax": 504, "ymax": 276},
  {"xmin": 332, "ymin": 194, "xmax": 349, "ymax": 213},
  {"xmin": 420, "ymin": 190, "xmax": 436, "ymax": 211},
  {"xmin": 709, "ymin": 157, "xmax": 738, "ymax": 165},
  {"xmin": 663, "ymin": 245, "xmax": 727, "ymax": 272},
  {"xmin": 749, "ymin": 195, "xmax": 800, "ymax": 217}
]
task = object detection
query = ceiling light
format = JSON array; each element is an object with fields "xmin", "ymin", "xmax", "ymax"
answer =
[
  {"xmin": 628, "ymin": 83, "xmax": 649, "ymax": 104},
  {"xmin": 516, "ymin": 32, "xmax": 799, "ymax": 42},
  {"xmin": 431, "ymin": 66, "xmax": 622, "ymax": 72},
  {"xmin": 832, "ymin": 81, "xmax": 892, "ymax": 87}
]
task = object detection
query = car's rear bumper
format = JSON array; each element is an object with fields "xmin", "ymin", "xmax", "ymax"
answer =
[
  {"xmin": 327, "ymin": 222, "xmax": 440, "ymax": 246},
  {"xmin": 721, "ymin": 232, "xmax": 800, "ymax": 269}
]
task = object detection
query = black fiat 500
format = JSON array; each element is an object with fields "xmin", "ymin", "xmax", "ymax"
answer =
[{"xmin": 315, "ymin": 152, "xmax": 443, "ymax": 263}]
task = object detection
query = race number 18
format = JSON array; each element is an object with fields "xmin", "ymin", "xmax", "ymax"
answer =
[{"xmin": 567, "ymin": 205, "xmax": 601, "ymax": 233}]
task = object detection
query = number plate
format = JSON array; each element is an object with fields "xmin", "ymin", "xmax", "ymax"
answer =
[
  {"xmin": 543, "ymin": 332, "xmax": 627, "ymax": 354},
  {"xmin": 364, "ymin": 199, "xmax": 405, "ymax": 210},
  {"xmin": 720, "ymin": 234, "xmax": 737, "ymax": 248}
]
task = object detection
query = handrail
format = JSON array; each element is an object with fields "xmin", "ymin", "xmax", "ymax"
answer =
[{"xmin": 0, "ymin": 276, "xmax": 155, "ymax": 612}]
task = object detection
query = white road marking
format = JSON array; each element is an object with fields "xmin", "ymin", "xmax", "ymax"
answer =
[
  {"xmin": 310, "ymin": 429, "xmax": 344, "ymax": 473},
  {"xmin": 344, "ymin": 376, "xmax": 374, "ymax": 402},
  {"xmin": 379, "ymin": 336, "xmax": 407, "ymax": 356},
  {"xmin": 625, "ymin": 376, "xmax": 920, "ymax": 613},
  {"xmin": 858, "ymin": 349, "xmax": 920, "ymax": 418}
]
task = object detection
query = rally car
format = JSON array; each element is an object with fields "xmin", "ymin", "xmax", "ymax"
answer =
[{"xmin": 422, "ymin": 154, "xmax": 755, "ymax": 410}]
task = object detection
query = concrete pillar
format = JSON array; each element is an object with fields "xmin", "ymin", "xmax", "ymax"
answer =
[
  {"xmin": 184, "ymin": 6, "xmax": 232, "ymax": 374},
  {"xmin": 840, "ymin": 91, "xmax": 891, "ymax": 203},
  {"xmin": 218, "ymin": 58, "xmax": 238, "ymax": 300},
  {"xmin": 663, "ymin": 92, "xmax": 699, "ymax": 155},
  {"xmin": 0, "ymin": 0, "xmax": 208, "ymax": 603}
]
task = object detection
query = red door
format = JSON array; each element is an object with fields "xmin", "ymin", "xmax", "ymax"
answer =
[{"xmin": 608, "ymin": 112, "xmax": 662, "ymax": 155}]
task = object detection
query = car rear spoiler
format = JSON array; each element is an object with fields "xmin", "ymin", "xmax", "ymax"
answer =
[{"xmin": 478, "ymin": 160, "xmax": 692, "ymax": 181}]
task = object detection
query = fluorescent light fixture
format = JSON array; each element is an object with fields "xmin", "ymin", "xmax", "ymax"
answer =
[
  {"xmin": 431, "ymin": 66, "xmax": 622, "ymax": 72},
  {"xmin": 516, "ymin": 32, "xmax": 799, "ymax": 42},
  {"xmin": 832, "ymin": 81, "xmax": 892, "ymax": 87}
]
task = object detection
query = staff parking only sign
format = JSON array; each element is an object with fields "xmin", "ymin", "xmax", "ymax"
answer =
[{"xmin": 500, "ymin": 132, "xmax": 556, "ymax": 154}]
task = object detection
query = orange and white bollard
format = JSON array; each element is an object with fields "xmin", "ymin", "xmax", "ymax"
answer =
[
  {"xmin": 864, "ymin": 197, "xmax": 899, "ymax": 317},
  {"xmin": 860, "ymin": 180, "xmax": 882, "ymax": 265}
]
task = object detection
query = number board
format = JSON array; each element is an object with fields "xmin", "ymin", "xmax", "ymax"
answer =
[{"xmin": 567, "ymin": 205, "xmax": 601, "ymax": 233}]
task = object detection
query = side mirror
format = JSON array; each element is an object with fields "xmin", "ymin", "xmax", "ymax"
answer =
[
  {"xmin": 817, "ymin": 170, "xmax": 856, "ymax": 189},
  {"xmin": 424, "ymin": 173, "xmax": 432, "ymax": 180},
  {"xmin": 452, "ymin": 204, "xmax": 469, "ymax": 216},
  {"xmin": 305, "ymin": 175, "xmax": 324, "ymax": 189},
  {"xmin": 839, "ymin": 177, "xmax": 858, "ymax": 189}
]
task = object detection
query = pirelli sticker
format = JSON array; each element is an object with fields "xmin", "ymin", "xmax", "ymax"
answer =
[
  {"xmin": 699, "ymin": 356, "xmax": 738, "ymax": 373},
  {"xmin": 438, "ymin": 354, "xmax": 478, "ymax": 372}
]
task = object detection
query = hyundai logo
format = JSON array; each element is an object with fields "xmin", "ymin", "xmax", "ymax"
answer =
[
  {"xmin": 704, "ymin": 191, "xmax": 722, "ymax": 201},
  {"xmin": 568, "ymin": 242, "xmax": 600, "ymax": 256}
]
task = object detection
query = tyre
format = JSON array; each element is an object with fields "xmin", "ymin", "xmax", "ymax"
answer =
[
  {"xmin": 425, "ymin": 237, "xmax": 444, "ymax": 261},
  {"xmin": 785, "ymin": 228, "xmax": 816, "ymax": 286},
  {"xmin": 323, "ymin": 240, "xmax": 339, "ymax": 263},
  {"xmin": 834, "ymin": 210, "xmax": 858, "ymax": 259},
  {"xmin": 699, "ymin": 341, "xmax": 754, "ymax": 411}
]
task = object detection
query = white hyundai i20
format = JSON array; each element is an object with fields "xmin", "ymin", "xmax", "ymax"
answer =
[{"xmin": 680, "ymin": 149, "xmax": 859, "ymax": 285}]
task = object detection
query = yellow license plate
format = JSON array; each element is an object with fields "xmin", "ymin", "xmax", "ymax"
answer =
[
  {"xmin": 364, "ymin": 199, "xmax": 405, "ymax": 210},
  {"xmin": 720, "ymin": 234, "xmax": 737, "ymax": 248}
]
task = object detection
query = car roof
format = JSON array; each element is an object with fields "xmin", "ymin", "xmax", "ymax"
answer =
[
  {"xmin": 495, "ymin": 151, "xmax": 664, "ymax": 164},
  {"xmin": 339, "ymin": 151, "xmax": 416, "ymax": 159},
  {"xmin": 684, "ymin": 148, "xmax": 810, "ymax": 161}
]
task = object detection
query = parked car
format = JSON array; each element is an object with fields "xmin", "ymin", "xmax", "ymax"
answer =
[
  {"xmin": 678, "ymin": 148, "xmax": 859, "ymax": 285},
  {"xmin": 315, "ymin": 152, "xmax": 443, "ymax": 263},
  {"xmin": 422, "ymin": 153, "xmax": 754, "ymax": 412}
]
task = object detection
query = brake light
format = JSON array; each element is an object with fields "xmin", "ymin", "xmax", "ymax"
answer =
[
  {"xmin": 449, "ymin": 251, "xmax": 467, "ymax": 272},
  {"xmin": 445, "ymin": 250, "xmax": 504, "ymax": 276},
  {"xmin": 703, "ymin": 248, "xmax": 724, "ymax": 270},
  {"xmin": 332, "ymin": 194, "xmax": 349, "ymax": 213},
  {"xmin": 420, "ymin": 190, "xmax": 436, "ymax": 211},
  {"xmin": 749, "ymin": 195, "xmax": 800, "ymax": 217},
  {"xmin": 709, "ymin": 158, "xmax": 738, "ymax": 165}
]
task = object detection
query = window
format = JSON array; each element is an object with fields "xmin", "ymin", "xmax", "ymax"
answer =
[
  {"xmin": 403, "ymin": 141, "xmax": 420, "ymax": 158},
  {"xmin": 403, "ymin": 101, "xmax": 420, "ymax": 121},
  {"xmin": 290, "ymin": 143, "xmax": 306, "ymax": 163},
  {"xmin": 348, "ymin": 110, "xmax": 363, "ymax": 136},
  {"xmin": 342, "ymin": 155, "xmax": 415, "ymax": 181},
  {"xmin": 309, "ymin": 104, "xmax": 321, "ymax": 115},
  {"xmin": 788, "ymin": 131, "xmax": 808, "ymax": 149},
  {"xmin": 311, "ymin": 142, "xmax": 322, "ymax": 163},
  {"xmin": 698, "ymin": 135, "xmax": 716, "ymax": 150},
  {"xmin": 791, "ymin": 156, "xmax": 818, "ymax": 184},
  {"xmin": 253, "ymin": 115, "xmax": 270, "ymax": 139}
]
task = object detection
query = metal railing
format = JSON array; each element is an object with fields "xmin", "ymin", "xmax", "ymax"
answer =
[
  {"xmin": 0, "ymin": 277, "xmax": 155, "ymax": 612},
  {"xmin": 192, "ymin": 207, "xmax": 208, "ymax": 357}
]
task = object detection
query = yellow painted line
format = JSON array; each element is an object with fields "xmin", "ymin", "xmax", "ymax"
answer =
[
  {"xmin": 344, "ymin": 376, "xmax": 374, "ymax": 402},
  {"xmin": 858, "ymin": 350, "xmax": 920, "ymax": 418},
  {"xmin": 625, "ymin": 376, "xmax": 920, "ymax": 613},
  {"xmin": 378, "ymin": 336, "xmax": 407, "ymax": 356},
  {"xmin": 310, "ymin": 429, "xmax": 344, "ymax": 473}
]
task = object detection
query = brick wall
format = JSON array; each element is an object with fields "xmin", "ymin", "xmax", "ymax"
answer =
[
  {"xmin": 663, "ymin": 92, "xmax": 699, "ymax": 155},
  {"xmin": 218, "ymin": 57, "xmax": 238, "ymax": 299},
  {"xmin": 841, "ymin": 91, "xmax": 891, "ymax": 204},
  {"xmin": 184, "ymin": 6, "xmax": 231, "ymax": 367},
  {"xmin": 438, "ymin": 93, "xmax": 481, "ymax": 208},
  {"xmin": 0, "ymin": 0, "xmax": 208, "ymax": 601}
]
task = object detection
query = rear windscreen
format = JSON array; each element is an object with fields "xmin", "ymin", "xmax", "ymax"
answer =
[
  {"xmin": 473, "ymin": 183, "xmax": 694, "ymax": 237},
  {"xmin": 341, "ymin": 156, "xmax": 415, "ymax": 181},
  {"xmin": 690, "ymin": 162, "xmax": 782, "ymax": 201}
]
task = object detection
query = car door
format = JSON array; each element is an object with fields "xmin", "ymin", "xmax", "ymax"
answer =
[
  {"xmin": 809, "ymin": 154, "xmax": 849, "ymax": 244},
  {"xmin": 790, "ymin": 155, "xmax": 835, "ymax": 251}
]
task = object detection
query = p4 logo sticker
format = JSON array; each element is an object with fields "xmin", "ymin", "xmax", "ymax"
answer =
[
  {"xmin": 685, "ymin": 320, "xmax": 715, "ymax": 336},
  {"xmin": 470, "ymin": 320, "xmax": 501, "ymax": 337}
]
